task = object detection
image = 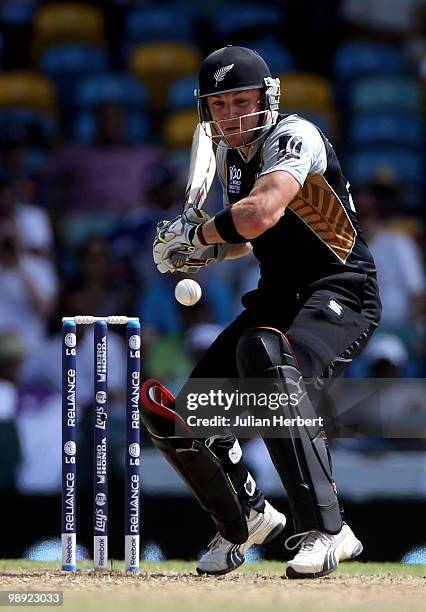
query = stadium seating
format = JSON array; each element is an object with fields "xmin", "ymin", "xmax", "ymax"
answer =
[
  {"xmin": 241, "ymin": 39, "xmax": 295, "ymax": 74},
  {"xmin": 279, "ymin": 73, "xmax": 334, "ymax": 113},
  {"xmin": 0, "ymin": 72, "xmax": 56, "ymax": 113},
  {"xmin": 0, "ymin": 0, "xmax": 38, "ymax": 25},
  {"xmin": 163, "ymin": 109, "xmax": 198, "ymax": 148},
  {"xmin": 75, "ymin": 73, "xmax": 147, "ymax": 110},
  {"xmin": 73, "ymin": 110, "xmax": 150, "ymax": 145},
  {"xmin": 32, "ymin": 3, "xmax": 105, "ymax": 56},
  {"xmin": 290, "ymin": 110, "xmax": 338, "ymax": 140},
  {"xmin": 334, "ymin": 41, "xmax": 408, "ymax": 111},
  {"xmin": 347, "ymin": 148, "xmax": 423, "ymax": 208},
  {"xmin": 124, "ymin": 5, "xmax": 196, "ymax": 51},
  {"xmin": 40, "ymin": 44, "xmax": 108, "ymax": 110},
  {"xmin": 351, "ymin": 76, "xmax": 423, "ymax": 114},
  {"xmin": 350, "ymin": 113, "xmax": 424, "ymax": 150},
  {"xmin": 334, "ymin": 41, "xmax": 406, "ymax": 82},
  {"xmin": 0, "ymin": 108, "xmax": 56, "ymax": 146},
  {"xmin": 40, "ymin": 44, "xmax": 108, "ymax": 78},
  {"xmin": 168, "ymin": 74, "xmax": 198, "ymax": 110},
  {"xmin": 130, "ymin": 43, "xmax": 201, "ymax": 109},
  {"xmin": 215, "ymin": 4, "xmax": 285, "ymax": 41},
  {"xmin": 348, "ymin": 149, "xmax": 422, "ymax": 185}
]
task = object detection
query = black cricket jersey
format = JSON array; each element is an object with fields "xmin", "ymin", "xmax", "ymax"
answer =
[{"xmin": 215, "ymin": 114, "xmax": 379, "ymax": 303}]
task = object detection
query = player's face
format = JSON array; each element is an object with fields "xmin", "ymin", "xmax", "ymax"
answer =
[{"xmin": 206, "ymin": 89, "xmax": 262, "ymax": 148}]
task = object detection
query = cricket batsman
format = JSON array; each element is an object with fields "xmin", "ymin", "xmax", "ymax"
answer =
[{"xmin": 139, "ymin": 46, "xmax": 382, "ymax": 578}]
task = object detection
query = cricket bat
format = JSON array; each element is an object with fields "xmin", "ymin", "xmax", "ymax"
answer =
[
  {"xmin": 183, "ymin": 122, "xmax": 216, "ymax": 211},
  {"xmin": 169, "ymin": 122, "xmax": 216, "ymax": 269}
]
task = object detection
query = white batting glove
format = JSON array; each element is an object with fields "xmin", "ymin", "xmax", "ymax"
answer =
[
  {"xmin": 153, "ymin": 208, "xmax": 210, "ymax": 274},
  {"xmin": 168, "ymin": 243, "xmax": 230, "ymax": 273}
]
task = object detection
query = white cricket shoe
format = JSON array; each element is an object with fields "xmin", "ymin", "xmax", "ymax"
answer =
[
  {"xmin": 196, "ymin": 501, "xmax": 286, "ymax": 575},
  {"xmin": 285, "ymin": 522, "xmax": 363, "ymax": 579}
]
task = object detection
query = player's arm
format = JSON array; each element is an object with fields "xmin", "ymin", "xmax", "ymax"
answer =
[
  {"xmin": 201, "ymin": 170, "xmax": 300, "ymax": 244},
  {"xmin": 223, "ymin": 243, "xmax": 253, "ymax": 260}
]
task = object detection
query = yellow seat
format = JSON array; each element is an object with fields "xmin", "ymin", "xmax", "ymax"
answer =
[
  {"xmin": 0, "ymin": 72, "xmax": 56, "ymax": 112},
  {"xmin": 163, "ymin": 109, "xmax": 198, "ymax": 149},
  {"xmin": 388, "ymin": 216, "xmax": 423, "ymax": 238},
  {"xmin": 130, "ymin": 43, "xmax": 201, "ymax": 109},
  {"xmin": 32, "ymin": 3, "xmax": 105, "ymax": 54},
  {"xmin": 279, "ymin": 73, "xmax": 334, "ymax": 113}
]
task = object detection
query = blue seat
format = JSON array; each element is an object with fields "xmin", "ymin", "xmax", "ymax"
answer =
[
  {"xmin": 0, "ymin": 0, "xmax": 38, "ymax": 25},
  {"xmin": 124, "ymin": 5, "xmax": 196, "ymax": 50},
  {"xmin": 215, "ymin": 4, "xmax": 285, "ymax": 39},
  {"xmin": 0, "ymin": 108, "xmax": 56, "ymax": 145},
  {"xmin": 241, "ymin": 38, "xmax": 295, "ymax": 74},
  {"xmin": 168, "ymin": 74, "xmax": 198, "ymax": 110},
  {"xmin": 73, "ymin": 110, "xmax": 150, "ymax": 144},
  {"xmin": 40, "ymin": 44, "xmax": 107, "ymax": 75},
  {"xmin": 295, "ymin": 111, "xmax": 335, "ymax": 139},
  {"xmin": 352, "ymin": 76, "xmax": 423, "ymax": 114},
  {"xmin": 334, "ymin": 41, "xmax": 405, "ymax": 81},
  {"xmin": 76, "ymin": 73, "xmax": 147, "ymax": 109},
  {"xmin": 348, "ymin": 149, "xmax": 423, "ymax": 208},
  {"xmin": 40, "ymin": 44, "xmax": 108, "ymax": 109},
  {"xmin": 348, "ymin": 149, "xmax": 422, "ymax": 185},
  {"xmin": 350, "ymin": 113, "xmax": 424, "ymax": 150}
]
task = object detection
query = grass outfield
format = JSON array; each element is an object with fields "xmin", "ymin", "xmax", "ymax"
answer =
[
  {"xmin": 0, "ymin": 559, "xmax": 425, "ymax": 575},
  {"xmin": 0, "ymin": 560, "xmax": 425, "ymax": 612}
]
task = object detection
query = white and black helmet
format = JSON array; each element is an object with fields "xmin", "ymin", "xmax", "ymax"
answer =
[{"xmin": 194, "ymin": 45, "xmax": 280, "ymax": 146}]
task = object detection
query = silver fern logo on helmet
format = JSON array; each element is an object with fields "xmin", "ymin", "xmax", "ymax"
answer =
[{"xmin": 213, "ymin": 63, "xmax": 234, "ymax": 87}]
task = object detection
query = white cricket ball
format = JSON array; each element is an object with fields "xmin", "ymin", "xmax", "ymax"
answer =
[{"xmin": 174, "ymin": 279, "xmax": 202, "ymax": 306}]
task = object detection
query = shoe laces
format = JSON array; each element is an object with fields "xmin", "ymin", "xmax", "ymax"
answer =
[{"xmin": 285, "ymin": 530, "xmax": 332, "ymax": 552}]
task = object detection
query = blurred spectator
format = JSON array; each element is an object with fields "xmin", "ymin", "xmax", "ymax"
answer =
[
  {"xmin": 142, "ymin": 302, "xmax": 222, "ymax": 392},
  {"xmin": 0, "ymin": 332, "xmax": 22, "ymax": 492},
  {"xmin": 364, "ymin": 332, "xmax": 409, "ymax": 377},
  {"xmin": 362, "ymin": 334, "xmax": 426, "ymax": 449},
  {"xmin": 108, "ymin": 153, "xmax": 184, "ymax": 290},
  {"xmin": 0, "ymin": 180, "xmax": 58, "ymax": 351},
  {"xmin": 15, "ymin": 383, "xmax": 62, "ymax": 494},
  {"xmin": 356, "ymin": 176, "xmax": 425, "ymax": 327},
  {"xmin": 68, "ymin": 234, "xmax": 134, "ymax": 316},
  {"xmin": 0, "ymin": 122, "xmax": 50, "ymax": 200},
  {"xmin": 46, "ymin": 101, "xmax": 159, "ymax": 214},
  {"xmin": 21, "ymin": 284, "xmax": 127, "ymax": 410},
  {"xmin": 139, "ymin": 269, "xmax": 235, "ymax": 339},
  {"xmin": 184, "ymin": 322, "xmax": 223, "ymax": 363},
  {"xmin": 0, "ymin": 175, "xmax": 53, "ymax": 257}
]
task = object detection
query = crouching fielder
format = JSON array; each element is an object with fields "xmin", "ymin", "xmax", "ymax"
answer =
[{"xmin": 141, "ymin": 46, "xmax": 382, "ymax": 578}]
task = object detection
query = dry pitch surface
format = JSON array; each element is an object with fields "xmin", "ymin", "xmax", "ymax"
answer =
[{"xmin": 0, "ymin": 561, "xmax": 425, "ymax": 612}]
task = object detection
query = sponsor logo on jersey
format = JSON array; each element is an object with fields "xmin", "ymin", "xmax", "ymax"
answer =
[
  {"xmin": 328, "ymin": 299, "xmax": 344, "ymax": 318},
  {"xmin": 278, "ymin": 134, "xmax": 303, "ymax": 161},
  {"xmin": 229, "ymin": 165, "xmax": 242, "ymax": 195}
]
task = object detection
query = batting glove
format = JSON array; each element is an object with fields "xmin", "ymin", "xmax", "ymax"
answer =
[{"xmin": 153, "ymin": 208, "xmax": 210, "ymax": 273}]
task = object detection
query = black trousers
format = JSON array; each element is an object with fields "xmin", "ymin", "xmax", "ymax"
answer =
[
  {"xmin": 185, "ymin": 274, "xmax": 382, "ymax": 532},
  {"xmin": 191, "ymin": 274, "xmax": 381, "ymax": 380}
]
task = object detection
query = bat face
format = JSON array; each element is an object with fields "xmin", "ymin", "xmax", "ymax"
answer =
[{"xmin": 184, "ymin": 123, "xmax": 216, "ymax": 211}]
